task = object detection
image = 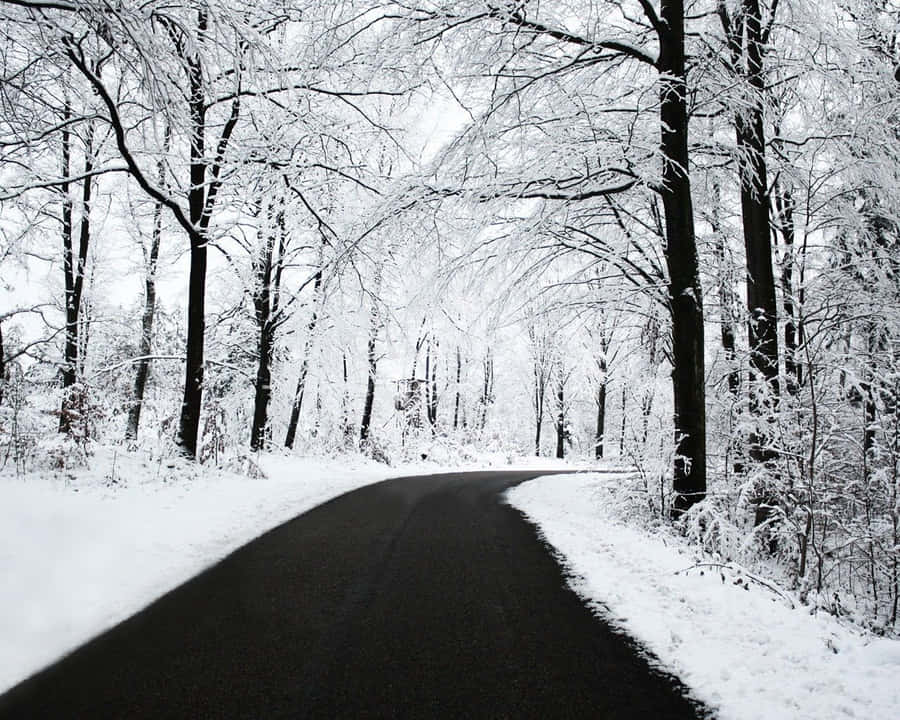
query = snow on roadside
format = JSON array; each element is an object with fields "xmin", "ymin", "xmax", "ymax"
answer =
[
  {"xmin": 507, "ymin": 472, "xmax": 900, "ymax": 720},
  {"xmin": 0, "ymin": 449, "xmax": 395, "ymax": 693},
  {"xmin": 0, "ymin": 448, "xmax": 577, "ymax": 694}
]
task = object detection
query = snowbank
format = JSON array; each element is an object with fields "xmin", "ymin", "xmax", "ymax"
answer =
[
  {"xmin": 507, "ymin": 472, "xmax": 900, "ymax": 720},
  {"xmin": 0, "ymin": 450, "xmax": 394, "ymax": 692}
]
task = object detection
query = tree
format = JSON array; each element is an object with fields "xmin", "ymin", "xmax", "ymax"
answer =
[
  {"xmin": 717, "ymin": 0, "xmax": 782, "ymax": 462},
  {"xmin": 125, "ymin": 126, "xmax": 170, "ymax": 444},
  {"xmin": 359, "ymin": 262, "xmax": 383, "ymax": 447},
  {"xmin": 413, "ymin": 0, "xmax": 707, "ymax": 510},
  {"xmin": 526, "ymin": 317, "xmax": 554, "ymax": 456}
]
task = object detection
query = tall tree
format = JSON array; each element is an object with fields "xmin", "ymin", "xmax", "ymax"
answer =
[
  {"xmin": 718, "ymin": 0, "xmax": 781, "ymax": 461},
  {"xmin": 415, "ymin": 0, "xmax": 707, "ymax": 509},
  {"xmin": 125, "ymin": 125, "xmax": 170, "ymax": 444},
  {"xmin": 58, "ymin": 109, "xmax": 95, "ymax": 434}
]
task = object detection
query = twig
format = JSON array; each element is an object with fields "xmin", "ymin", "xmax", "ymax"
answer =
[{"xmin": 675, "ymin": 561, "xmax": 796, "ymax": 609}]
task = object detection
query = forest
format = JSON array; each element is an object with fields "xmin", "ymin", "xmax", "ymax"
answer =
[{"xmin": 1, "ymin": 0, "xmax": 898, "ymax": 633}]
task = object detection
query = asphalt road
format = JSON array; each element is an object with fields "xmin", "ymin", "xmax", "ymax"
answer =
[{"xmin": 0, "ymin": 470, "xmax": 708, "ymax": 719}]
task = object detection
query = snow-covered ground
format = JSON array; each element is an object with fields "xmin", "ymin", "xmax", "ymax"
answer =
[
  {"xmin": 0, "ymin": 447, "xmax": 576, "ymax": 693},
  {"xmin": 0, "ymin": 449, "xmax": 403, "ymax": 692},
  {"xmin": 507, "ymin": 471, "xmax": 900, "ymax": 720}
]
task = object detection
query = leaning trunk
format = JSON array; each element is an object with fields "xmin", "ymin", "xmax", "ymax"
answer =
[
  {"xmin": 126, "ymin": 130, "xmax": 169, "ymax": 443},
  {"xmin": 284, "ymin": 268, "xmax": 323, "ymax": 449}
]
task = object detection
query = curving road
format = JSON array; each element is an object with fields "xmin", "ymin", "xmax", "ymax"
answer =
[{"xmin": 0, "ymin": 470, "xmax": 707, "ymax": 719}]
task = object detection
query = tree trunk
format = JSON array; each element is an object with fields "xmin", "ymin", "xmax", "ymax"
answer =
[
  {"xmin": 58, "ymin": 100, "xmax": 74, "ymax": 433},
  {"xmin": 479, "ymin": 350, "xmax": 493, "ymax": 431},
  {"xmin": 595, "ymin": 370, "xmax": 606, "ymax": 459},
  {"xmin": 60, "ymin": 117, "xmax": 93, "ymax": 435},
  {"xmin": 532, "ymin": 336, "xmax": 547, "ymax": 455},
  {"xmin": 340, "ymin": 352, "xmax": 353, "ymax": 442},
  {"xmin": 711, "ymin": 180, "xmax": 740, "ymax": 394},
  {"xmin": 249, "ymin": 220, "xmax": 273, "ymax": 450},
  {"xmin": 284, "ymin": 267, "xmax": 323, "ymax": 449},
  {"xmin": 176, "ymin": 17, "xmax": 210, "ymax": 458},
  {"xmin": 555, "ymin": 379, "xmax": 565, "ymax": 459},
  {"xmin": 775, "ymin": 179, "xmax": 800, "ymax": 394},
  {"xmin": 659, "ymin": 0, "xmax": 706, "ymax": 513},
  {"xmin": 126, "ymin": 128, "xmax": 170, "ymax": 443},
  {"xmin": 178, "ymin": 230, "xmax": 207, "ymax": 457},
  {"xmin": 723, "ymin": 0, "xmax": 780, "ymax": 463},
  {"xmin": 424, "ymin": 338, "xmax": 438, "ymax": 429},
  {"xmin": 359, "ymin": 310, "xmax": 379, "ymax": 445},
  {"xmin": 453, "ymin": 346, "xmax": 462, "ymax": 429},
  {"xmin": 429, "ymin": 339, "xmax": 438, "ymax": 429},
  {"xmin": 360, "ymin": 268, "xmax": 382, "ymax": 445},
  {"xmin": 176, "ymin": 10, "xmax": 240, "ymax": 459},
  {"xmin": 251, "ymin": 330, "xmax": 273, "ymax": 451},
  {"xmin": 534, "ymin": 369, "xmax": 545, "ymax": 455},
  {"xmin": 730, "ymin": 0, "xmax": 781, "ymax": 531}
]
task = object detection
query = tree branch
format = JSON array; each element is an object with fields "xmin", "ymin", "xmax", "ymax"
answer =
[{"xmin": 63, "ymin": 37, "xmax": 195, "ymax": 237}]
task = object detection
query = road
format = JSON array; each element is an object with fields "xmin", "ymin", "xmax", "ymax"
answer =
[{"xmin": 0, "ymin": 470, "xmax": 707, "ymax": 719}]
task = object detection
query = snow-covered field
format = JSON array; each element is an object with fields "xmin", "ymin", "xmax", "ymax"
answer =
[
  {"xmin": 507, "ymin": 471, "xmax": 900, "ymax": 720},
  {"xmin": 0, "ymin": 448, "xmax": 576, "ymax": 693}
]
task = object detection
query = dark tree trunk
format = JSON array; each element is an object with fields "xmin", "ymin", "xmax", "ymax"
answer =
[
  {"xmin": 453, "ymin": 346, "xmax": 462, "ymax": 429},
  {"xmin": 60, "ymin": 118, "xmax": 93, "ymax": 434},
  {"xmin": 359, "ymin": 305, "xmax": 379, "ymax": 445},
  {"xmin": 659, "ymin": 0, "xmax": 706, "ymax": 513},
  {"xmin": 555, "ymin": 380, "xmax": 565, "ymax": 459},
  {"xmin": 58, "ymin": 101, "xmax": 74, "ymax": 432},
  {"xmin": 595, "ymin": 370, "xmax": 606, "ymax": 459},
  {"xmin": 178, "ymin": 228, "xmax": 207, "ymax": 457},
  {"xmin": 250, "ymin": 206, "xmax": 281, "ymax": 452},
  {"xmin": 360, "ymin": 268, "xmax": 382, "ymax": 445},
  {"xmin": 531, "ymin": 334, "xmax": 547, "ymax": 456},
  {"xmin": 126, "ymin": 129, "xmax": 169, "ymax": 444},
  {"xmin": 340, "ymin": 352, "xmax": 353, "ymax": 442},
  {"xmin": 176, "ymin": 10, "xmax": 239, "ymax": 459},
  {"xmin": 534, "ymin": 366, "xmax": 545, "ymax": 456},
  {"xmin": 425, "ymin": 342, "xmax": 432, "ymax": 423},
  {"xmin": 723, "ymin": 0, "xmax": 781, "ymax": 460},
  {"xmin": 619, "ymin": 384, "xmax": 627, "ymax": 456},
  {"xmin": 176, "ymin": 16, "xmax": 210, "ymax": 458},
  {"xmin": 429, "ymin": 339, "xmax": 438, "ymax": 429},
  {"xmin": 284, "ymin": 267, "xmax": 323, "ymax": 449},
  {"xmin": 125, "ymin": 230, "xmax": 160, "ymax": 442},
  {"xmin": 251, "ymin": 331, "xmax": 273, "ymax": 451},
  {"xmin": 425, "ymin": 338, "xmax": 438, "ymax": 429},
  {"xmin": 479, "ymin": 350, "xmax": 493, "ymax": 431}
]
